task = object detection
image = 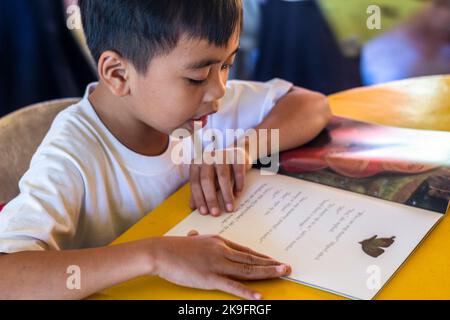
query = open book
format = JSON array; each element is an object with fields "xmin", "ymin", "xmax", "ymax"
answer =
[{"xmin": 166, "ymin": 117, "xmax": 450, "ymax": 300}]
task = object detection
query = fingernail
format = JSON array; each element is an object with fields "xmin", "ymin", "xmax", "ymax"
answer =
[
  {"xmin": 211, "ymin": 207, "xmax": 220, "ymax": 216},
  {"xmin": 200, "ymin": 206, "xmax": 208, "ymax": 215},
  {"xmin": 226, "ymin": 204, "xmax": 234, "ymax": 212},
  {"xmin": 253, "ymin": 293, "xmax": 262, "ymax": 300},
  {"xmin": 276, "ymin": 265, "xmax": 287, "ymax": 273}
]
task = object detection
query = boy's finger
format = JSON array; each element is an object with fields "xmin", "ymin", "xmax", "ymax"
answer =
[
  {"xmin": 224, "ymin": 249, "xmax": 282, "ymax": 266},
  {"xmin": 189, "ymin": 195, "xmax": 195, "ymax": 210},
  {"xmin": 224, "ymin": 262, "xmax": 291, "ymax": 281},
  {"xmin": 187, "ymin": 230, "xmax": 199, "ymax": 237},
  {"xmin": 215, "ymin": 165, "xmax": 235, "ymax": 212},
  {"xmin": 200, "ymin": 165, "xmax": 221, "ymax": 216},
  {"xmin": 216, "ymin": 187, "xmax": 227, "ymax": 213},
  {"xmin": 214, "ymin": 173, "xmax": 230, "ymax": 213},
  {"xmin": 189, "ymin": 165, "xmax": 208, "ymax": 215},
  {"xmin": 232, "ymin": 164, "xmax": 246, "ymax": 196},
  {"xmin": 222, "ymin": 238, "xmax": 272, "ymax": 259},
  {"xmin": 213, "ymin": 276, "xmax": 262, "ymax": 300}
]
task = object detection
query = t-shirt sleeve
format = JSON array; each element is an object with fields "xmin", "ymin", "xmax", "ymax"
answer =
[
  {"xmin": 206, "ymin": 78, "xmax": 293, "ymax": 148},
  {"xmin": 0, "ymin": 152, "xmax": 84, "ymax": 253}
]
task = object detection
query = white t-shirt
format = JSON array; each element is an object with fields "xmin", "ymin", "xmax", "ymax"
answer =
[{"xmin": 0, "ymin": 79, "xmax": 292, "ymax": 253}]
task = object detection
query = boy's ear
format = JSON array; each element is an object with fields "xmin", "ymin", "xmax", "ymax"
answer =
[{"xmin": 97, "ymin": 50, "xmax": 131, "ymax": 97}]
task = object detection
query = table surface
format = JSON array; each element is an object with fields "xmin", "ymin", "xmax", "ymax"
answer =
[{"xmin": 89, "ymin": 75, "xmax": 450, "ymax": 300}]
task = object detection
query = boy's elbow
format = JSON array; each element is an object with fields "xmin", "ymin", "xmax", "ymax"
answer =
[
  {"xmin": 296, "ymin": 88, "xmax": 332, "ymax": 128},
  {"xmin": 315, "ymin": 92, "xmax": 332, "ymax": 127},
  {"xmin": 293, "ymin": 87, "xmax": 333, "ymax": 127}
]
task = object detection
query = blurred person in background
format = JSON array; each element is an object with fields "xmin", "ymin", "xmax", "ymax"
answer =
[
  {"xmin": 229, "ymin": 0, "xmax": 263, "ymax": 80},
  {"xmin": 362, "ymin": 0, "xmax": 450, "ymax": 85},
  {"xmin": 0, "ymin": 0, "xmax": 96, "ymax": 117},
  {"xmin": 253, "ymin": 0, "xmax": 362, "ymax": 94}
]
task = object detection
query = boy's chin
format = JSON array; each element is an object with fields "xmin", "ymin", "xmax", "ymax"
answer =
[
  {"xmin": 178, "ymin": 120, "xmax": 206, "ymax": 134},
  {"xmin": 171, "ymin": 123, "xmax": 195, "ymax": 138}
]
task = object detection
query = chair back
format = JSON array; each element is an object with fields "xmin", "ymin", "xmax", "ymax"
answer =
[{"xmin": 0, "ymin": 98, "xmax": 79, "ymax": 203}]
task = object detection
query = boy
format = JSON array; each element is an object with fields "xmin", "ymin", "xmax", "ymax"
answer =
[{"xmin": 0, "ymin": 0, "xmax": 331, "ymax": 300}]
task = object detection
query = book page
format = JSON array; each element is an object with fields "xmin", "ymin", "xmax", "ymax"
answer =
[
  {"xmin": 166, "ymin": 169, "xmax": 443, "ymax": 300},
  {"xmin": 277, "ymin": 116, "xmax": 450, "ymax": 214}
]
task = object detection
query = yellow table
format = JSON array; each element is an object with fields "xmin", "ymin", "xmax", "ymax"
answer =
[{"xmin": 90, "ymin": 75, "xmax": 450, "ymax": 300}]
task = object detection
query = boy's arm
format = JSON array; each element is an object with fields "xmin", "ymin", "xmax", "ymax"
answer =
[
  {"xmin": 252, "ymin": 86, "xmax": 332, "ymax": 156},
  {"xmin": 0, "ymin": 234, "xmax": 290, "ymax": 300},
  {"xmin": 0, "ymin": 240, "xmax": 152, "ymax": 300}
]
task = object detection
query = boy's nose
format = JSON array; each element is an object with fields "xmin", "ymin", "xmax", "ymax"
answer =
[
  {"xmin": 197, "ymin": 101, "xmax": 219, "ymax": 117},
  {"xmin": 210, "ymin": 100, "xmax": 219, "ymax": 113},
  {"xmin": 204, "ymin": 74, "xmax": 227, "ymax": 102}
]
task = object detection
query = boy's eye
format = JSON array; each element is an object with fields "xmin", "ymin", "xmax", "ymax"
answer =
[
  {"xmin": 221, "ymin": 63, "xmax": 234, "ymax": 71},
  {"xmin": 186, "ymin": 63, "xmax": 233, "ymax": 85},
  {"xmin": 187, "ymin": 78, "xmax": 207, "ymax": 86}
]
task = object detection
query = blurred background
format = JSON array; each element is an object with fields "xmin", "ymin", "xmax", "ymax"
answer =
[{"xmin": 1, "ymin": 0, "xmax": 449, "ymax": 117}]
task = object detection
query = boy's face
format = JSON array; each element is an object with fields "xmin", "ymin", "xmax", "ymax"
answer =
[{"xmin": 128, "ymin": 30, "xmax": 240, "ymax": 135}]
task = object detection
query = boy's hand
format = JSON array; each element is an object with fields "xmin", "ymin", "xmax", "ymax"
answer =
[
  {"xmin": 150, "ymin": 231, "xmax": 291, "ymax": 300},
  {"xmin": 189, "ymin": 147, "xmax": 252, "ymax": 216}
]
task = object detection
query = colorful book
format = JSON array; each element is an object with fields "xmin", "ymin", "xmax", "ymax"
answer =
[{"xmin": 166, "ymin": 117, "xmax": 449, "ymax": 299}]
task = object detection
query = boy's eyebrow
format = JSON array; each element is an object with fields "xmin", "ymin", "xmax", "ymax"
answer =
[{"xmin": 185, "ymin": 46, "xmax": 240, "ymax": 70}]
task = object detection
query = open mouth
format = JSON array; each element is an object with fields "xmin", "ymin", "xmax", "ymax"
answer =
[{"xmin": 189, "ymin": 114, "xmax": 210, "ymax": 130}]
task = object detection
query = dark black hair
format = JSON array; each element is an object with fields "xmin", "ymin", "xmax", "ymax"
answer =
[{"xmin": 79, "ymin": 0, "xmax": 243, "ymax": 74}]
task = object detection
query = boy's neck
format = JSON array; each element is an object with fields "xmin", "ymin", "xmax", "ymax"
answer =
[{"xmin": 88, "ymin": 82, "xmax": 170, "ymax": 157}]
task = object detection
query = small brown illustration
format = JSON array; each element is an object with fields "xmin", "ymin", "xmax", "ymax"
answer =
[{"xmin": 359, "ymin": 235, "xmax": 396, "ymax": 258}]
